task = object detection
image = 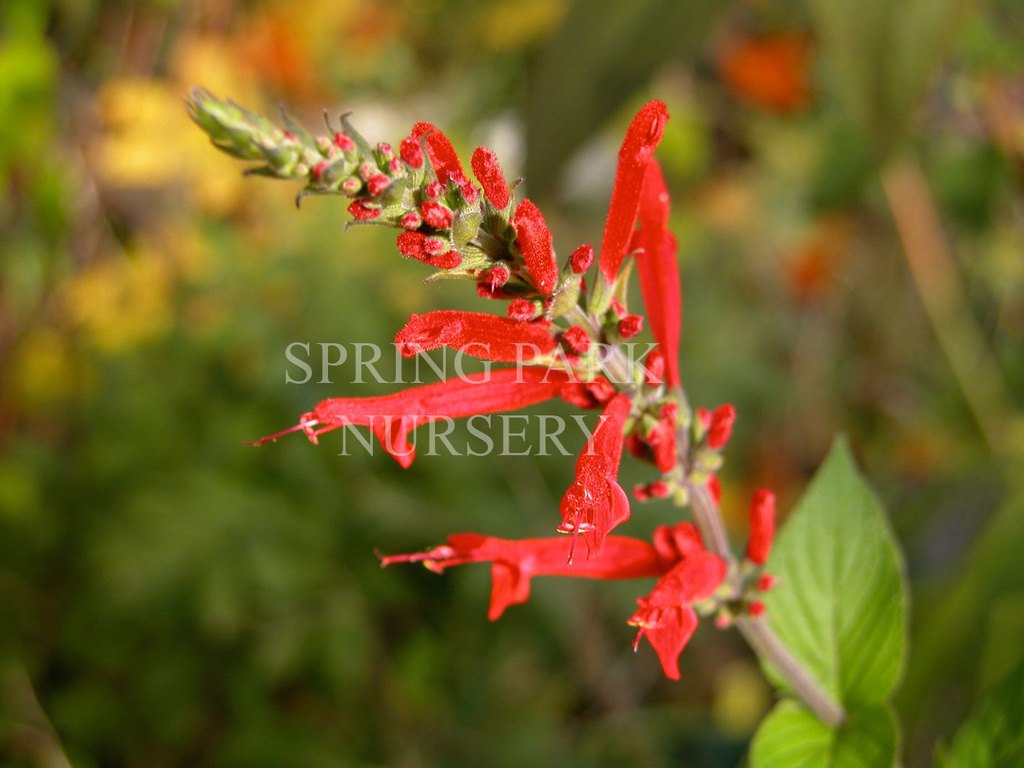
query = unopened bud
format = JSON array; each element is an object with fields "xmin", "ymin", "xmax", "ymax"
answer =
[
  {"xmin": 507, "ymin": 299, "xmax": 537, "ymax": 321},
  {"xmin": 570, "ymin": 244, "xmax": 594, "ymax": 274},
  {"xmin": 333, "ymin": 132, "xmax": 356, "ymax": 152},
  {"xmin": 400, "ymin": 136, "xmax": 424, "ymax": 168},
  {"xmin": 618, "ymin": 314, "xmax": 643, "ymax": 338},
  {"xmin": 561, "ymin": 326, "xmax": 591, "ymax": 355}
]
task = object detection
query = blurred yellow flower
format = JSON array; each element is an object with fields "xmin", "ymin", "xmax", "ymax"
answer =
[
  {"xmin": 6, "ymin": 326, "xmax": 78, "ymax": 408},
  {"xmin": 476, "ymin": 0, "xmax": 567, "ymax": 50},
  {"xmin": 712, "ymin": 659, "xmax": 773, "ymax": 738},
  {"xmin": 93, "ymin": 48, "xmax": 258, "ymax": 215},
  {"xmin": 63, "ymin": 246, "xmax": 173, "ymax": 354}
]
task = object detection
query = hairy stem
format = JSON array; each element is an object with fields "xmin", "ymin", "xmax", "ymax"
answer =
[{"xmin": 685, "ymin": 438, "xmax": 847, "ymax": 728}]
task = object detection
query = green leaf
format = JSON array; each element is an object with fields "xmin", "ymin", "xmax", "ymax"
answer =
[
  {"xmin": 760, "ymin": 437, "xmax": 907, "ymax": 707},
  {"xmin": 751, "ymin": 701, "xmax": 898, "ymax": 768},
  {"xmin": 938, "ymin": 662, "xmax": 1024, "ymax": 768},
  {"xmin": 524, "ymin": 0, "xmax": 717, "ymax": 198}
]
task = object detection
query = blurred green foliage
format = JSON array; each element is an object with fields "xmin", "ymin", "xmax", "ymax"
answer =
[{"xmin": 1, "ymin": 0, "xmax": 1022, "ymax": 765}]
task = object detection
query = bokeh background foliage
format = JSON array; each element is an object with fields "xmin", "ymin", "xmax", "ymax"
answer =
[{"xmin": 1, "ymin": 0, "xmax": 1023, "ymax": 765}]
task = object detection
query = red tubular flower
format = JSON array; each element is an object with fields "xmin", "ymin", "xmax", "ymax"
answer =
[
  {"xmin": 746, "ymin": 489, "xmax": 776, "ymax": 565},
  {"xmin": 381, "ymin": 532, "xmax": 667, "ymax": 620},
  {"xmin": 513, "ymin": 198, "xmax": 558, "ymax": 295},
  {"xmin": 252, "ymin": 368, "xmax": 584, "ymax": 469},
  {"xmin": 412, "ymin": 122, "xmax": 466, "ymax": 187},
  {"xmin": 599, "ymin": 100, "xmax": 669, "ymax": 281},
  {"xmin": 471, "ymin": 146, "xmax": 511, "ymax": 209},
  {"xmin": 628, "ymin": 544, "xmax": 728, "ymax": 679},
  {"xmin": 631, "ymin": 159, "xmax": 681, "ymax": 388},
  {"xmin": 394, "ymin": 310, "xmax": 557, "ymax": 362},
  {"xmin": 557, "ymin": 394, "xmax": 632, "ymax": 557},
  {"xmin": 382, "ymin": 521, "xmax": 726, "ymax": 678}
]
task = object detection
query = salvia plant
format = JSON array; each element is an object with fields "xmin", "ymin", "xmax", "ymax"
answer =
[{"xmin": 187, "ymin": 89, "xmax": 915, "ymax": 765}]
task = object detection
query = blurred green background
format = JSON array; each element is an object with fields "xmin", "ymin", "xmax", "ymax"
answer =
[{"xmin": 1, "ymin": 0, "xmax": 1023, "ymax": 765}]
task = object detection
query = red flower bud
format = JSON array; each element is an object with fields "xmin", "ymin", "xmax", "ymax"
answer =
[
  {"xmin": 507, "ymin": 298, "xmax": 537, "ymax": 321},
  {"xmin": 348, "ymin": 200, "xmax": 380, "ymax": 220},
  {"xmin": 706, "ymin": 404, "xmax": 736, "ymax": 450},
  {"xmin": 513, "ymin": 199, "xmax": 558, "ymax": 295},
  {"xmin": 471, "ymin": 146, "xmax": 511, "ymax": 209},
  {"xmin": 618, "ymin": 314, "xmax": 644, "ymax": 339},
  {"xmin": 396, "ymin": 232, "xmax": 460, "ymax": 270},
  {"xmin": 746, "ymin": 489, "xmax": 775, "ymax": 566},
  {"xmin": 412, "ymin": 122, "xmax": 466, "ymax": 187},
  {"xmin": 421, "ymin": 200, "xmax": 453, "ymax": 230},
  {"xmin": 400, "ymin": 135, "xmax": 424, "ymax": 168},
  {"xmin": 333, "ymin": 132, "xmax": 355, "ymax": 152},
  {"xmin": 367, "ymin": 174, "xmax": 391, "ymax": 196},
  {"xmin": 642, "ymin": 348, "xmax": 666, "ymax": 385},
  {"xmin": 570, "ymin": 244, "xmax": 595, "ymax": 274},
  {"xmin": 560, "ymin": 326, "xmax": 591, "ymax": 355},
  {"xmin": 707, "ymin": 475, "xmax": 722, "ymax": 504}
]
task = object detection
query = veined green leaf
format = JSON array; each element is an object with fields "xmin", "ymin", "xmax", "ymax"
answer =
[
  {"xmin": 759, "ymin": 437, "xmax": 907, "ymax": 707},
  {"xmin": 751, "ymin": 701, "xmax": 898, "ymax": 768}
]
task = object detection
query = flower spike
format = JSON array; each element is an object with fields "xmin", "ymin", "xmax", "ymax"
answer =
[
  {"xmin": 394, "ymin": 310, "xmax": 557, "ymax": 362},
  {"xmin": 599, "ymin": 100, "xmax": 669, "ymax": 280}
]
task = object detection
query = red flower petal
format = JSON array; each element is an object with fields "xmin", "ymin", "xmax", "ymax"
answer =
[
  {"xmin": 253, "ymin": 368, "xmax": 579, "ymax": 468},
  {"xmin": 557, "ymin": 394, "xmax": 632, "ymax": 556},
  {"xmin": 471, "ymin": 146, "xmax": 511, "ymax": 209},
  {"xmin": 629, "ymin": 546, "xmax": 728, "ymax": 679},
  {"xmin": 412, "ymin": 122, "xmax": 466, "ymax": 186},
  {"xmin": 513, "ymin": 198, "xmax": 558, "ymax": 295},
  {"xmin": 599, "ymin": 100, "xmax": 669, "ymax": 280},
  {"xmin": 746, "ymin": 489, "xmax": 776, "ymax": 565},
  {"xmin": 394, "ymin": 310, "xmax": 557, "ymax": 362},
  {"xmin": 631, "ymin": 159, "xmax": 681, "ymax": 387}
]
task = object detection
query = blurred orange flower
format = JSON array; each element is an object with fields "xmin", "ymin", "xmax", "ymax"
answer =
[{"xmin": 718, "ymin": 33, "xmax": 813, "ymax": 114}]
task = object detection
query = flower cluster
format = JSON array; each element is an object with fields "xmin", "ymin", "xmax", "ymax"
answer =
[{"xmin": 188, "ymin": 91, "xmax": 777, "ymax": 678}]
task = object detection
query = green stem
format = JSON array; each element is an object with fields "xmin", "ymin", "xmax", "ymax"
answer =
[{"xmin": 685, "ymin": 480, "xmax": 846, "ymax": 727}]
